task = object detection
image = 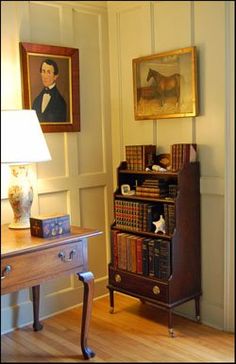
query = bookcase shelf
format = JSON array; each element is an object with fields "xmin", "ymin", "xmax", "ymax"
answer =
[
  {"xmin": 112, "ymin": 225, "xmax": 173, "ymax": 240},
  {"xmin": 115, "ymin": 194, "xmax": 176, "ymax": 205},
  {"xmin": 119, "ymin": 169, "xmax": 178, "ymax": 177},
  {"xmin": 107, "ymin": 160, "xmax": 201, "ymax": 336}
]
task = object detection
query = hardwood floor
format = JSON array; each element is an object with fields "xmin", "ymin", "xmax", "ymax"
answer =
[{"xmin": 1, "ymin": 293, "xmax": 234, "ymax": 362}]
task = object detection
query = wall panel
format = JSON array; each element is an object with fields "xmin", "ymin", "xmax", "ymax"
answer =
[
  {"xmin": 80, "ymin": 186, "xmax": 107, "ymax": 277},
  {"xmin": 29, "ymin": 2, "xmax": 61, "ymax": 44},
  {"xmin": 42, "ymin": 276, "xmax": 72, "ymax": 295},
  {"xmin": 74, "ymin": 10, "xmax": 104, "ymax": 174},
  {"xmin": 119, "ymin": 4, "xmax": 154, "ymax": 148},
  {"xmin": 153, "ymin": 1, "xmax": 193, "ymax": 153},
  {"xmin": 195, "ymin": 1, "xmax": 225, "ymax": 177},
  {"xmin": 37, "ymin": 134, "xmax": 67, "ymax": 178},
  {"xmin": 154, "ymin": 1, "xmax": 192, "ymax": 52},
  {"xmin": 108, "ymin": 2, "xmax": 155, "ymax": 178},
  {"xmin": 38, "ymin": 191, "xmax": 69, "ymax": 214}
]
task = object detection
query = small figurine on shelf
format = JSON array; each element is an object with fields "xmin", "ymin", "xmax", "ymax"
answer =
[
  {"xmin": 152, "ymin": 164, "xmax": 167, "ymax": 172},
  {"xmin": 153, "ymin": 215, "xmax": 166, "ymax": 234}
]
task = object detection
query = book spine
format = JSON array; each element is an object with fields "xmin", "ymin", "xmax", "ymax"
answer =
[
  {"xmin": 154, "ymin": 239, "xmax": 161, "ymax": 278},
  {"xmin": 143, "ymin": 145, "xmax": 156, "ymax": 169},
  {"xmin": 117, "ymin": 233, "xmax": 127, "ymax": 270},
  {"xmin": 168, "ymin": 205, "xmax": 176, "ymax": 235},
  {"xmin": 130, "ymin": 236, "xmax": 137, "ymax": 272},
  {"xmin": 163, "ymin": 204, "xmax": 169, "ymax": 235},
  {"xmin": 148, "ymin": 239, "xmax": 155, "ymax": 277},
  {"xmin": 159, "ymin": 240, "xmax": 171, "ymax": 279},
  {"xmin": 136, "ymin": 237, "xmax": 143, "ymax": 274},
  {"xmin": 142, "ymin": 238, "xmax": 149, "ymax": 276}
]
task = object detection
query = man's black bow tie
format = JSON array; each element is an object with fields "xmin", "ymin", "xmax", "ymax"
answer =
[{"xmin": 43, "ymin": 88, "xmax": 53, "ymax": 95}]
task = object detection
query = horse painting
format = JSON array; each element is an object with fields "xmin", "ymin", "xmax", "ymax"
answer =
[{"xmin": 146, "ymin": 68, "xmax": 181, "ymax": 107}]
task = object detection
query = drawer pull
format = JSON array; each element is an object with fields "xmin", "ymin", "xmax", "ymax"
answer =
[
  {"xmin": 58, "ymin": 249, "xmax": 76, "ymax": 262},
  {"xmin": 1, "ymin": 265, "xmax": 12, "ymax": 280},
  {"xmin": 152, "ymin": 285, "xmax": 160, "ymax": 295},
  {"xmin": 115, "ymin": 274, "xmax": 121, "ymax": 283}
]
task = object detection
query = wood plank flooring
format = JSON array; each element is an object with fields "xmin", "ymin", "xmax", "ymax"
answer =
[{"xmin": 1, "ymin": 293, "xmax": 234, "ymax": 362}]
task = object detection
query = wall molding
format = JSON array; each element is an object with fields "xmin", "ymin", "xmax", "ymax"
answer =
[
  {"xmin": 31, "ymin": 1, "xmax": 108, "ymax": 13},
  {"xmin": 224, "ymin": 0, "xmax": 235, "ymax": 333},
  {"xmin": 108, "ymin": 1, "xmax": 146, "ymax": 12}
]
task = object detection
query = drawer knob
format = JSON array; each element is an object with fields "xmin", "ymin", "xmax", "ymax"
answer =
[
  {"xmin": 152, "ymin": 285, "xmax": 160, "ymax": 295},
  {"xmin": 1, "ymin": 265, "xmax": 12, "ymax": 280},
  {"xmin": 58, "ymin": 249, "xmax": 76, "ymax": 262},
  {"xmin": 115, "ymin": 274, "xmax": 121, "ymax": 283}
]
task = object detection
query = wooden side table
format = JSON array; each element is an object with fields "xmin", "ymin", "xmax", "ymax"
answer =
[{"xmin": 1, "ymin": 224, "xmax": 102, "ymax": 359}]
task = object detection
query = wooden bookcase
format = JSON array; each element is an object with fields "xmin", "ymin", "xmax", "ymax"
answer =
[{"xmin": 107, "ymin": 161, "xmax": 201, "ymax": 336}]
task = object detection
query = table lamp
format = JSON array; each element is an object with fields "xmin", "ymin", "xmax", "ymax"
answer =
[{"xmin": 1, "ymin": 110, "xmax": 52, "ymax": 229}]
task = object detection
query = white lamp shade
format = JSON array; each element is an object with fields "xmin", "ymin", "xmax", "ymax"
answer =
[{"xmin": 1, "ymin": 109, "xmax": 51, "ymax": 164}]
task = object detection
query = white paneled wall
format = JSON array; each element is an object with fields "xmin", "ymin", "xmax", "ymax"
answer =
[
  {"xmin": 1, "ymin": 1, "xmax": 113, "ymax": 333},
  {"xmin": 107, "ymin": 1, "xmax": 234, "ymax": 331}
]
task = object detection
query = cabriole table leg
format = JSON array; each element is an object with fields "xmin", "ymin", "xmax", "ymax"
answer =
[{"xmin": 77, "ymin": 271, "xmax": 95, "ymax": 359}]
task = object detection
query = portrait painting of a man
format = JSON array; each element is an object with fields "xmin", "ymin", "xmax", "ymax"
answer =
[
  {"xmin": 28, "ymin": 55, "xmax": 70, "ymax": 124},
  {"xmin": 20, "ymin": 42, "xmax": 80, "ymax": 132},
  {"xmin": 32, "ymin": 58, "xmax": 67, "ymax": 123}
]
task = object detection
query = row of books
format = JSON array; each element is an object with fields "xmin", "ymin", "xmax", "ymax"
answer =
[
  {"xmin": 114, "ymin": 200, "xmax": 161, "ymax": 232},
  {"xmin": 114, "ymin": 200, "xmax": 176, "ymax": 235},
  {"xmin": 171, "ymin": 143, "xmax": 197, "ymax": 171},
  {"xmin": 125, "ymin": 144, "xmax": 156, "ymax": 171},
  {"xmin": 125, "ymin": 143, "xmax": 197, "ymax": 172},
  {"xmin": 111, "ymin": 231, "xmax": 171, "ymax": 279}
]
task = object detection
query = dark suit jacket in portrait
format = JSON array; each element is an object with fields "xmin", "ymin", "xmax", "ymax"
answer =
[{"xmin": 32, "ymin": 86, "xmax": 67, "ymax": 122}]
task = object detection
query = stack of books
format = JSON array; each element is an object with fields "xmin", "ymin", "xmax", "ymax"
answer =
[
  {"xmin": 136, "ymin": 178, "xmax": 168, "ymax": 198},
  {"xmin": 125, "ymin": 144, "xmax": 156, "ymax": 170},
  {"xmin": 171, "ymin": 143, "xmax": 197, "ymax": 171}
]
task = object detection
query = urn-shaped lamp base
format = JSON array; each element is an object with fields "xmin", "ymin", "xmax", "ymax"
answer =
[{"xmin": 8, "ymin": 165, "xmax": 33, "ymax": 229}]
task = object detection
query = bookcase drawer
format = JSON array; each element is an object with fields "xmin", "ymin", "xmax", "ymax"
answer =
[{"xmin": 109, "ymin": 266, "xmax": 169, "ymax": 303}]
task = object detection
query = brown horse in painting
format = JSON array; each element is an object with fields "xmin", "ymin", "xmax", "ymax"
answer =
[{"xmin": 146, "ymin": 68, "xmax": 181, "ymax": 106}]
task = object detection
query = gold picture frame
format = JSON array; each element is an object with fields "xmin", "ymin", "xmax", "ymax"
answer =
[
  {"xmin": 132, "ymin": 46, "xmax": 198, "ymax": 120},
  {"xmin": 20, "ymin": 42, "xmax": 80, "ymax": 132}
]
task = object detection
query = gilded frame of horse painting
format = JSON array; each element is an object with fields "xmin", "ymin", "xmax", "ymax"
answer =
[
  {"xmin": 132, "ymin": 46, "xmax": 198, "ymax": 120},
  {"xmin": 20, "ymin": 42, "xmax": 80, "ymax": 132}
]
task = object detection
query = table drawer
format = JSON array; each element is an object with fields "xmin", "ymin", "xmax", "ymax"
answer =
[
  {"xmin": 109, "ymin": 266, "xmax": 169, "ymax": 303},
  {"xmin": 1, "ymin": 240, "xmax": 84, "ymax": 294}
]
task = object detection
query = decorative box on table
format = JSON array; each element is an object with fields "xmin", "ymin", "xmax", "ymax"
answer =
[{"xmin": 30, "ymin": 214, "xmax": 71, "ymax": 238}]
